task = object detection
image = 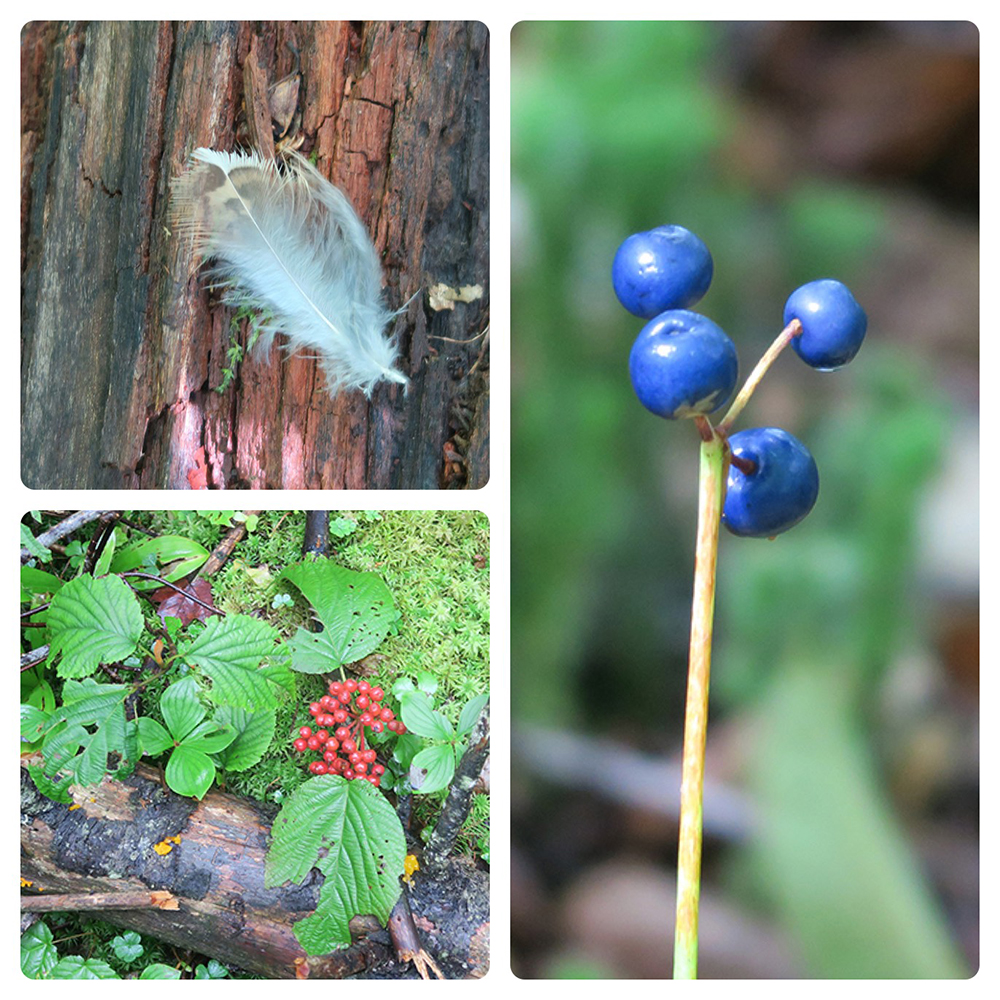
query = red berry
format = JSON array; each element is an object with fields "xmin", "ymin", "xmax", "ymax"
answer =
[
  {"xmin": 367, "ymin": 775, "xmax": 380, "ymax": 787},
  {"xmin": 308, "ymin": 761, "xmax": 323, "ymax": 773},
  {"xmin": 359, "ymin": 712, "xmax": 373, "ymax": 726},
  {"xmin": 335, "ymin": 726, "xmax": 351, "ymax": 740},
  {"xmin": 328, "ymin": 680, "xmax": 342, "ymax": 694},
  {"xmin": 373, "ymin": 764, "xmax": 385, "ymax": 775},
  {"xmin": 307, "ymin": 736, "xmax": 322, "ymax": 750},
  {"xmin": 329, "ymin": 757, "xmax": 344, "ymax": 772},
  {"xmin": 319, "ymin": 695, "xmax": 335, "ymax": 709},
  {"xmin": 343, "ymin": 769, "xmax": 355, "ymax": 780},
  {"xmin": 315, "ymin": 762, "xmax": 328, "ymax": 775},
  {"xmin": 323, "ymin": 750, "xmax": 337, "ymax": 763},
  {"xmin": 358, "ymin": 681, "xmax": 371, "ymax": 694},
  {"xmin": 342, "ymin": 738, "xmax": 357, "ymax": 754},
  {"xmin": 325, "ymin": 738, "xmax": 340, "ymax": 752},
  {"xmin": 386, "ymin": 720, "xmax": 399, "ymax": 732},
  {"xmin": 380, "ymin": 708, "xmax": 394, "ymax": 722},
  {"xmin": 355, "ymin": 762, "xmax": 368, "ymax": 774},
  {"xmin": 338, "ymin": 691, "xmax": 352, "ymax": 704},
  {"xmin": 293, "ymin": 738, "xmax": 308, "ymax": 752},
  {"xmin": 315, "ymin": 729, "xmax": 329, "ymax": 742},
  {"xmin": 396, "ymin": 723, "xmax": 406, "ymax": 734},
  {"xmin": 299, "ymin": 726, "xmax": 313, "ymax": 738},
  {"xmin": 370, "ymin": 687, "xmax": 384, "ymax": 701},
  {"xmin": 308, "ymin": 702, "xmax": 321, "ymax": 716},
  {"xmin": 371, "ymin": 721, "xmax": 384, "ymax": 733},
  {"xmin": 356, "ymin": 694, "xmax": 370, "ymax": 710},
  {"xmin": 345, "ymin": 679, "xmax": 358, "ymax": 692},
  {"xmin": 333, "ymin": 709, "xmax": 348, "ymax": 723},
  {"xmin": 349, "ymin": 750, "xmax": 362, "ymax": 763}
]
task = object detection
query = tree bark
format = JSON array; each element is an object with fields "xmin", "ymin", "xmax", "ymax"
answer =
[
  {"xmin": 21, "ymin": 21, "xmax": 489, "ymax": 489},
  {"xmin": 20, "ymin": 762, "xmax": 489, "ymax": 978}
]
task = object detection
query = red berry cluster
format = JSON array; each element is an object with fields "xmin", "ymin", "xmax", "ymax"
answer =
[{"xmin": 290, "ymin": 678, "xmax": 406, "ymax": 787}]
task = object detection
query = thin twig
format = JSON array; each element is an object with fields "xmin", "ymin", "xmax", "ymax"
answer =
[
  {"xmin": 20, "ymin": 511, "xmax": 111, "ymax": 563},
  {"xmin": 21, "ymin": 646, "xmax": 49, "ymax": 671},
  {"xmin": 120, "ymin": 572, "xmax": 223, "ymax": 614},
  {"xmin": 21, "ymin": 889, "xmax": 178, "ymax": 912}
]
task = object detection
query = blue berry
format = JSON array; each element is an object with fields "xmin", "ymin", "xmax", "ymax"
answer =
[
  {"xmin": 612, "ymin": 225, "xmax": 714, "ymax": 318},
  {"xmin": 629, "ymin": 310, "xmax": 738, "ymax": 419},
  {"xmin": 784, "ymin": 279, "xmax": 867, "ymax": 370},
  {"xmin": 722, "ymin": 427, "xmax": 819, "ymax": 538}
]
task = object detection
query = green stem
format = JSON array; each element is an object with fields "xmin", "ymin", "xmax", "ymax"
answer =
[{"xmin": 674, "ymin": 420, "xmax": 727, "ymax": 979}]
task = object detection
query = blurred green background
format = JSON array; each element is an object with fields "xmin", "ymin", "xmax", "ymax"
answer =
[{"xmin": 511, "ymin": 21, "xmax": 978, "ymax": 979}]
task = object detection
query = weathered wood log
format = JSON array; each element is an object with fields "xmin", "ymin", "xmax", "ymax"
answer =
[
  {"xmin": 21, "ymin": 21, "xmax": 489, "ymax": 489},
  {"xmin": 20, "ymin": 762, "xmax": 489, "ymax": 978}
]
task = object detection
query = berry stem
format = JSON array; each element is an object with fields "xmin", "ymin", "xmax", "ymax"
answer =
[
  {"xmin": 674, "ymin": 426, "xmax": 728, "ymax": 979},
  {"xmin": 716, "ymin": 318, "xmax": 802, "ymax": 435}
]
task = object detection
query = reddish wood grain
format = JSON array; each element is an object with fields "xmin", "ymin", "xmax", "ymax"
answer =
[{"xmin": 21, "ymin": 21, "xmax": 489, "ymax": 489}]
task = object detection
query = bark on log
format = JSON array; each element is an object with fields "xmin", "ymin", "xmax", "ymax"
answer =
[
  {"xmin": 21, "ymin": 21, "xmax": 489, "ymax": 490},
  {"xmin": 20, "ymin": 762, "xmax": 489, "ymax": 978}
]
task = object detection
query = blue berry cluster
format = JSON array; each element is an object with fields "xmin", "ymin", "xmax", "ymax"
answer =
[{"xmin": 613, "ymin": 224, "xmax": 866, "ymax": 538}]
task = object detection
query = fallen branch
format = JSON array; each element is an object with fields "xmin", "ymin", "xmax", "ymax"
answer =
[
  {"xmin": 20, "ymin": 511, "xmax": 111, "ymax": 562},
  {"xmin": 21, "ymin": 889, "xmax": 178, "ymax": 912}
]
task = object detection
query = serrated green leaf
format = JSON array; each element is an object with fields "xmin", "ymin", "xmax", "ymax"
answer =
[
  {"xmin": 282, "ymin": 561, "xmax": 396, "ymax": 671},
  {"xmin": 137, "ymin": 717, "xmax": 174, "ymax": 756},
  {"xmin": 212, "ymin": 707, "xmax": 276, "ymax": 772},
  {"xmin": 284, "ymin": 627, "xmax": 343, "ymax": 674},
  {"xmin": 41, "ymin": 680, "xmax": 133, "ymax": 785},
  {"xmin": 165, "ymin": 744, "xmax": 217, "ymax": 799},
  {"xmin": 180, "ymin": 614, "xmax": 285, "ymax": 709},
  {"xmin": 27, "ymin": 764, "xmax": 74, "ymax": 804},
  {"xmin": 139, "ymin": 963, "xmax": 182, "ymax": 979},
  {"xmin": 265, "ymin": 775, "xmax": 405, "ymax": 953},
  {"xmin": 72, "ymin": 702, "xmax": 126, "ymax": 785},
  {"xmin": 458, "ymin": 693, "xmax": 489, "ymax": 736},
  {"xmin": 49, "ymin": 955, "xmax": 120, "ymax": 979},
  {"xmin": 57, "ymin": 678, "xmax": 129, "ymax": 724},
  {"xmin": 160, "ymin": 675, "xmax": 206, "ymax": 742},
  {"xmin": 409, "ymin": 744, "xmax": 456, "ymax": 794},
  {"xmin": 21, "ymin": 919, "xmax": 57, "ymax": 978},
  {"xmin": 400, "ymin": 691, "xmax": 454, "ymax": 740},
  {"xmin": 45, "ymin": 575, "xmax": 143, "ymax": 679}
]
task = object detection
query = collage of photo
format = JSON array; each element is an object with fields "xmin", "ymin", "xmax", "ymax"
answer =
[{"xmin": 18, "ymin": 18, "xmax": 980, "ymax": 987}]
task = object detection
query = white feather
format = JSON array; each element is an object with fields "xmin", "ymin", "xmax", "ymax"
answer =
[{"xmin": 170, "ymin": 147, "xmax": 408, "ymax": 398}]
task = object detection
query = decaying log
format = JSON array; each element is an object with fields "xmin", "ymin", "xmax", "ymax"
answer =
[
  {"xmin": 21, "ymin": 21, "xmax": 489, "ymax": 490},
  {"xmin": 20, "ymin": 762, "xmax": 488, "ymax": 978}
]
